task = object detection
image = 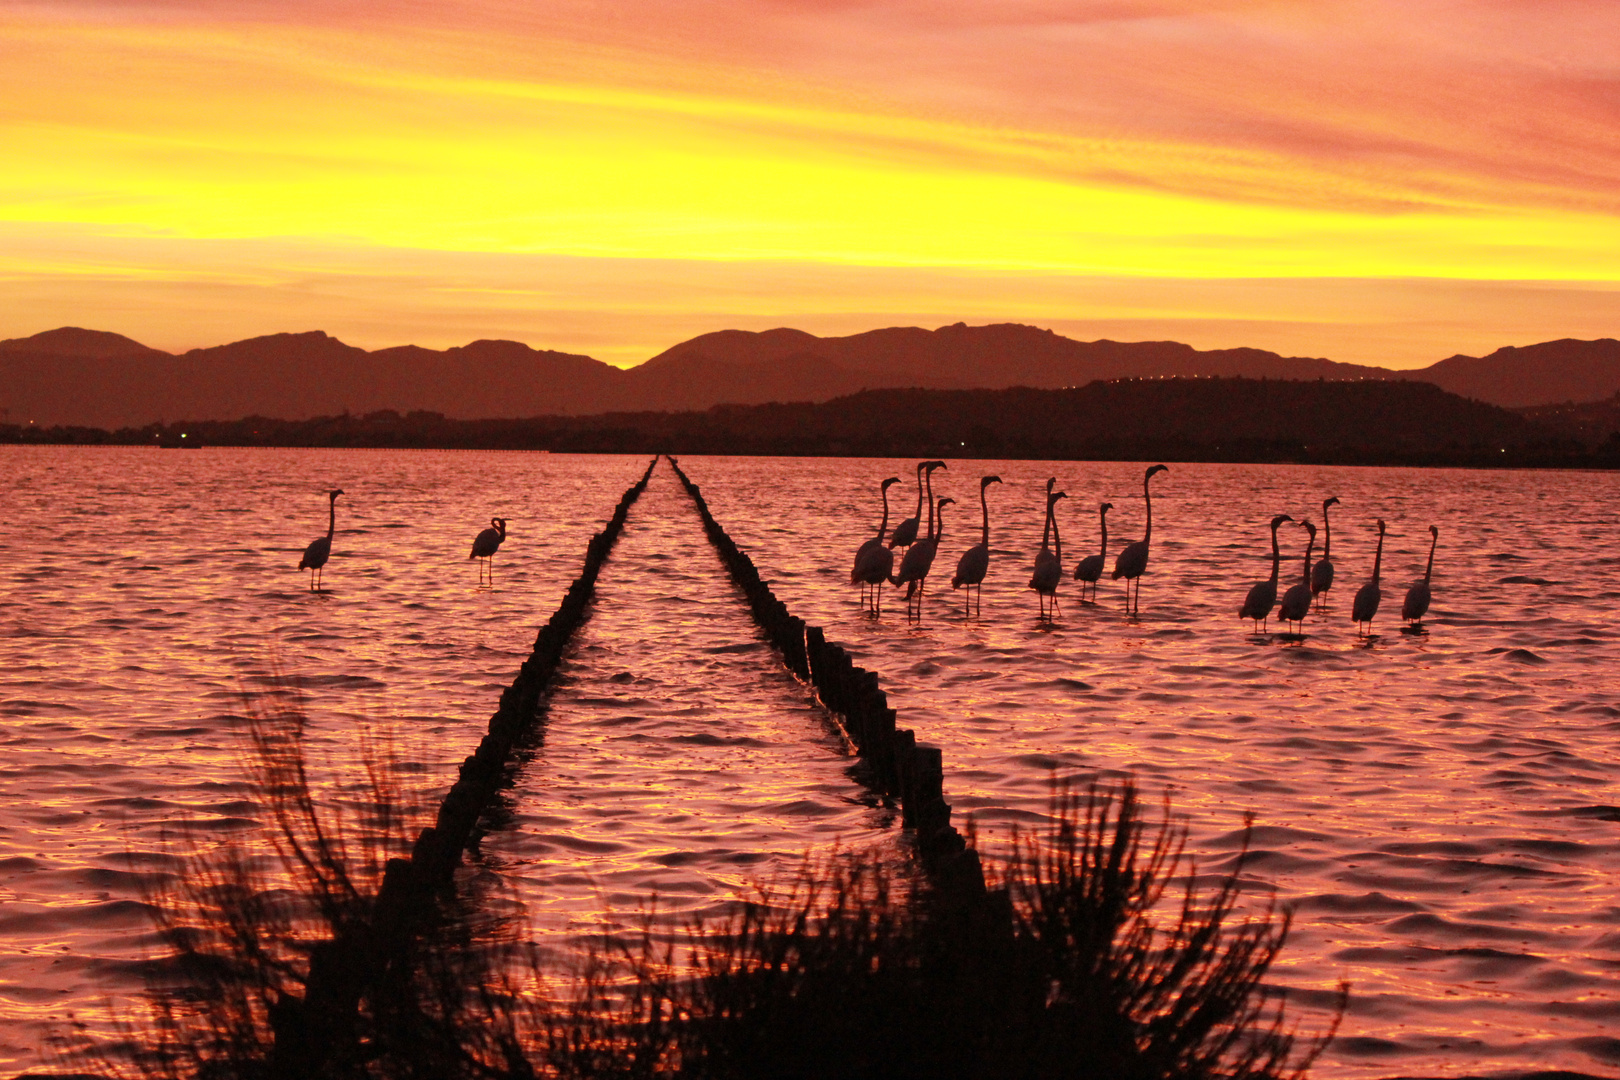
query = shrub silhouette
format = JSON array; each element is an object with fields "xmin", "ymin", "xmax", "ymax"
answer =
[{"xmin": 75, "ymin": 689, "xmax": 1341, "ymax": 1080}]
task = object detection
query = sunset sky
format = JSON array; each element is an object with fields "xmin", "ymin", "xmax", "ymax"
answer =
[{"xmin": 3, "ymin": 0, "xmax": 1618, "ymax": 367}]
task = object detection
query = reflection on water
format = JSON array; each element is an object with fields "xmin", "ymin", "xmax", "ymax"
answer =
[{"xmin": 0, "ymin": 447, "xmax": 1617, "ymax": 1078}]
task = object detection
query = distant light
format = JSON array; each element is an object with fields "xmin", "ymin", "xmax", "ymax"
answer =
[{"xmin": 181, "ymin": 433, "xmax": 187, "ymax": 438}]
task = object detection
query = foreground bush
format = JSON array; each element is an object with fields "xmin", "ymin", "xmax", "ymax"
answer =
[{"xmin": 75, "ymin": 693, "xmax": 1341, "ymax": 1080}]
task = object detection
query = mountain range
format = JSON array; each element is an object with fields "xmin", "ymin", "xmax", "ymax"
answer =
[{"xmin": 2, "ymin": 323, "xmax": 1618, "ymax": 428}]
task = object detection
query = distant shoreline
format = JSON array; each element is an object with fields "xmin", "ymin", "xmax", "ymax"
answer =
[{"xmin": 5, "ymin": 377, "xmax": 1616, "ymax": 472}]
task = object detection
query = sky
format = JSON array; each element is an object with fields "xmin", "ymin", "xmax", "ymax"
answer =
[{"xmin": 2, "ymin": 0, "xmax": 1618, "ymax": 368}]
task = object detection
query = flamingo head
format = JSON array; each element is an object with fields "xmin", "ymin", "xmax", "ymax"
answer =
[
  {"xmin": 328, "ymin": 489, "xmax": 344, "ymax": 500},
  {"xmin": 1299, "ymin": 519, "xmax": 1316, "ymax": 539},
  {"xmin": 1045, "ymin": 476, "xmax": 1057, "ymax": 493},
  {"xmin": 881, "ymin": 476, "xmax": 902, "ymax": 490},
  {"xmin": 981, "ymin": 474, "xmax": 1002, "ymax": 489},
  {"xmin": 1375, "ymin": 518, "xmax": 1387, "ymax": 534},
  {"xmin": 494, "ymin": 518, "xmax": 507, "ymax": 535},
  {"xmin": 1099, "ymin": 501, "xmax": 1113, "ymax": 515},
  {"xmin": 1429, "ymin": 524, "xmax": 1439, "ymax": 538},
  {"xmin": 1146, "ymin": 464, "xmax": 1169, "ymax": 480},
  {"xmin": 1270, "ymin": 513, "xmax": 1293, "ymax": 530},
  {"xmin": 925, "ymin": 460, "xmax": 947, "ymax": 474},
  {"xmin": 1323, "ymin": 495, "xmax": 1340, "ymax": 510},
  {"xmin": 937, "ymin": 496, "xmax": 955, "ymax": 510},
  {"xmin": 1049, "ymin": 490, "xmax": 1068, "ymax": 506}
]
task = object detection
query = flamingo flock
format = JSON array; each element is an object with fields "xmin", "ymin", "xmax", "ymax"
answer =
[{"xmin": 851, "ymin": 462, "xmax": 1443, "ymax": 637}]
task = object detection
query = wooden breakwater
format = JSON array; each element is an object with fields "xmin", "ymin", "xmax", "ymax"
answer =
[
  {"xmin": 665, "ymin": 457, "xmax": 987, "ymax": 902},
  {"xmin": 269, "ymin": 455, "xmax": 659, "ymax": 1078}
]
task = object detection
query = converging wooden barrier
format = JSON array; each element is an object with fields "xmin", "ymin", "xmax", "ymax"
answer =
[
  {"xmin": 269, "ymin": 455, "xmax": 659, "ymax": 1079},
  {"xmin": 666, "ymin": 457, "xmax": 988, "ymax": 904}
]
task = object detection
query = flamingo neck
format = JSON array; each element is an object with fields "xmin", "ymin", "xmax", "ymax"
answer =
[
  {"xmin": 911, "ymin": 469, "xmax": 924, "ymax": 518},
  {"xmin": 327, "ymin": 498, "xmax": 336, "ymax": 539},
  {"xmin": 876, "ymin": 486, "xmax": 891, "ymax": 540},
  {"xmin": 1142, "ymin": 474, "xmax": 1154, "ymax": 542},
  {"xmin": 1039, "ymin": 500, "xmax": 1053, "ymax": 552},
  {"xmin": 924, "ymin": 470, "xmax": 936, "ymax": 539},
  {"xmin": 1099, "ymin": 510, "xmax": 1108, "ymax": 556},
  {"xmin": 1371, "ymin": 530, "xmax": 1384, "ymax": 584},
  {"xmin": 934, "ymin": 503, "xmax": 948, "ymax": 544},
  {"xmin": 1051, "ymin": 505, "xmax": 1062, "ymax": 562},
  {"xmin": 979, "ymin": 487, "xmax": 990, "ymax": 546},
  {"xmin": 1322, "ymin": 506, "xmax": 1332, "ymax": 558},
  {"xmin": 1268, "ymin": 524, "xmax": 1282, "ymax": 583},
  {"xmin": 1302, "ymin": 536, "xmax": 1315, "ymax": 582},
  {"xmin": 1423, "ymin": 533, "xmax": 1437, "ymax": 583}
]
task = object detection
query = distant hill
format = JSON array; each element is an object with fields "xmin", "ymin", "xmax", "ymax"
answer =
[
  {"xmin": 1, "ymin": 322, "xmax": 1617, "ymax": 426},
  {"xmin": 1421, "ymin": 339, "xmax": 1620, "ymax": 408}
]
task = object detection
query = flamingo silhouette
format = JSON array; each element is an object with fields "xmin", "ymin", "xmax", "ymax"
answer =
[
  {"xmin": 1111, "ymin": 464, "xmax": 1168, "ymax": 616},
  {"xmin": 1277, "ymin": 520, "xmax": 1316, "ymax": 636},
  {"xmin": 470, "ymin": 517, "xmax": 507, "ymax": 586},
  {"xmin": 1402, "ymin": 525, "xmax": 1440, "ymax": 628},
  {"xmin": 298, "ymin": 488, "xmax": 343, "ymax": 592},
  {"xmin": 852, "ymin": 477, "xmax": 902, "ymax": 613},
  {"xmin": 951, "ymin": 475, "xmax": 1002, "ymax": 615},
  {"xmin": 1072, "ymin": 501, "xmax": 1113, "ymax": 604},
  {"xmin": 1030, "ymin": 482, "xmax": 1068, "ymax": 620},
  {"xmin": 1238, "ymin": 513, "xmax": 1294, "ymax": 632},
  {"xmin": 1351, "ymin": 519, "xmax": 1387, "ymax": 636},
  {"xmin": 893, "ymin": 496, "xmax": 954, "ymax": 618},
  {"xmin": 1311, "ymin": 496, "xmax": 1341, "ymax": 609}
]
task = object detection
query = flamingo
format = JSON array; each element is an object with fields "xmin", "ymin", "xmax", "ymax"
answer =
[
  {"xmin": 1030, "ymin": 483, "xmax": 1068, "ymax": 620},
  {"xmin": 298, "ymin": 488, "xmax": 343, "ymax": 592},
  {"xmin": 1351, "ymin": 519, "xmax": 1387, "ymax": 636},
  {"xmin": 1277, "ymin": 520, "xmax": 1317, "ymax": 635},
  {"xmin": 892, "ymin": 496, "xmax": 954, "ymax": 617},
  {"xmin": 1111, "ymin": 464, "xmax": 1168, "ymax": 616},
  {"xmin": 1238, "ymin": 514, "xmax": 1294, "ymax": 632},
  {"xmin": 1072, "ymin": 501, "xmax": 1113, "ymax": 603},
  {"xmin": 889, "ymin": 461, "xmax": 945, "ymax": 549},
  {"xmin": 1311, "ymin": 496, "xmax": 1341, "ymax": 609},
  {"xmin": 470, "ymin": 517, "xmax": 507, "ymax": 586},
  {"xmin": 1402, "ymin": 525, "xmax": 1440, "ymax": 627},
  {"xmin": 951, "ymin": 475, "xmax": 1003, "ymax": 615},
  {"xmin": 852, "ymin": 477, "xmax": 902, "ymax": 612}
]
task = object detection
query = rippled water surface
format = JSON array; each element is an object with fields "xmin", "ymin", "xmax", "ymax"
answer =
[{"xmin": 2, "ymin": 446, "xmax": 1618, "ymax": 1078}]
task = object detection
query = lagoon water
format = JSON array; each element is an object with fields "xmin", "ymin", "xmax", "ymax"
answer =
[{"xmin": 1, "ymin": 446, "xmax": 1617, "ymax": 1077}]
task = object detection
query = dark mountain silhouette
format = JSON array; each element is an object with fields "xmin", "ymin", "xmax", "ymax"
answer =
[
  {"xmin": 2, "ymin": 322, "xmax": 1618, "ymax": 427},
  {"xmin": 0, "ymin": 326, "xmax": 166, "ymax": 359},
  {"xmin": 1420, "ymin": 338, "xmax": 1620, "ymax": 408},
  {"xmin": 0, "ymin": 330, "xmax": 620, "ymax": 428}
]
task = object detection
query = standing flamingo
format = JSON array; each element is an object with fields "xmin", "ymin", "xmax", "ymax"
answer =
[
  {"xmin": 892, "ymin": 496, "xmax": 954, "ymax": 617},
  {"xmin": 1238, "ymin": 514, "xmax": 1294, "ymax": 632},
  {"xmin": 1072, "ymin": 502, "xmax": 1113, "ymax": 603},
  {"xmin": 1111, "ymin": 464, "xmax": 1168, "ymax": 616},
  {"xmin": 852, "ymin": 477, "xmax": 902, "ymax": 612},
  {"xmin": 1311, "ymin": 496, "xmax": 1341, "ymax": 609},
  {"xmin": 1402, "ymin": 525, "xmax": 1440, "ymax": 627},
  {"xmin": 1029, "ymin": 483, "xmax": 1068, "ymax": 620},
  {"xmin": 1277, "ymin": 520, "xmax": 1317, "ymax": 636},
  {"xmin": 951, "ymin": 475, "xmax": 1003, "ymax": 615},
  {"xmin": 889, "ymin": 461, "xmax": 945, "ymax": 549},
  {"xmin": 1351, "ymin": 519, "xmax": 1386, "ymax": 636},
  {"xmin": 469, "ymin": 517, "xmax": 508, "ymax": 586},
  {"xmin": 298, "ymin": 488, "xmax": 344, "ymax": 592}
]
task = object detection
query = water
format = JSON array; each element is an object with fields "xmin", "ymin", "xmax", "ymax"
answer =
[{"xmin": 2, "ymin": 446, "xmax": 1618, "ymax": 1077}]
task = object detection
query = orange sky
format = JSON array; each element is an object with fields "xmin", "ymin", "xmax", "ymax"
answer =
[{"xmin": 2, "ymin": 0, "xmax": 1618, "ymax": 367}]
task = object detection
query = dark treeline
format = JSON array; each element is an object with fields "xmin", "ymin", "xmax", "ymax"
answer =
[{"xmin": 7, "ymin": 377, "xmax": 1618, "ymax": 467}]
